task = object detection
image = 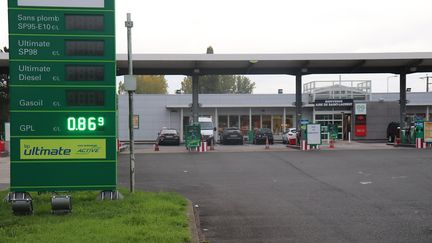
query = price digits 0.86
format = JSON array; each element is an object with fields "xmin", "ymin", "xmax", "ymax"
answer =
[{"xmin": 67, "ymin": 117, "xmax": 105, "ymax": 131}]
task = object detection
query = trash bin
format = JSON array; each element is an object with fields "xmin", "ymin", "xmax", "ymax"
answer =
[
  {"xmin": 400, "ymin": 129, "xmax": 407, "ymax": 144},
  {"xmin": 247, "ymin": 130, "xmax": 254, "ymax": 144}
]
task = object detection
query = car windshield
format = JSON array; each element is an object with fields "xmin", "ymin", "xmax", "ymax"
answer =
[
  {"xmin": 225, "ymin": 127, "xmax": 238, "ymax": 131},
  {"xmin": 260, "ymin": 128, "xmax": 272, "ymax": 133},
  {"xmin": 199, "ymin": 122, "xmax": 213, "ymax": 130},
  {"xmin": 161, "ymin": 130, "xmax": 177, "ymax": 135}
]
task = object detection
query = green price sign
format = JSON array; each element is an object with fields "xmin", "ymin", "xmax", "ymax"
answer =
[{"xmin": 8, "ymin": 0, "xmax": 117, "ymax": 192}]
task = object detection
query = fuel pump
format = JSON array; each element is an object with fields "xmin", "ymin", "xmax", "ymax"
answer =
[{"xmin": 415, "ymin": 120, "xmax": 424, "ymax": 148}]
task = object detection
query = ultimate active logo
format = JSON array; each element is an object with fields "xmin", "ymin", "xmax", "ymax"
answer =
[
  {"xmin": 20, "ymin": 139, "xmax": 106, "ymax": 159},
  {"xmin": 76, "ymin": 144, "xmax": 102, "ymax": 155},
  {"xmin": 23, "ymin": 145, "xmax": 71, "ymax": 156}
]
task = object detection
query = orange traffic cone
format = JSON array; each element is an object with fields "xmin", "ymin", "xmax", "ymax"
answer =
[
  {"xmin": 154, "ymin": 143, "xmax": 160, "ymax": 151},
  {"xmin": 265, "ymin": 136, "xmax": 270, "ymax": 150}
]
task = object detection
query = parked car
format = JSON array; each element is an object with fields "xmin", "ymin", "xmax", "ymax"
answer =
[
  {"xmin": 220, "ymin": 127, "xmax": 244, "ymax": 145},
  {"xmin": 282, "ymin": 128, "xmax": 296, "ymax": 144},
  {"xmin": 156, "ymin": 128, "xmax": 180, "ymax": 145},
  {"xmin": 253, "ymin": 128, "xmax": 274, "ymax": 144}
]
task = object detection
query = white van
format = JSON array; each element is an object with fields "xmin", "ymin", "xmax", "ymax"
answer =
[{"xmin": 198, "ymin": 117, "xmax": 216, "ymax": 144}]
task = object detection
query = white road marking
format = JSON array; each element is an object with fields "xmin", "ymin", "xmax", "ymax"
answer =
[{"xmin": 360, "ymin": 181, "xmax": 372, "ymax": 185}]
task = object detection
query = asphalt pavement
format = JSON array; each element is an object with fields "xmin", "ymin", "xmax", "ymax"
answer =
[{"xmin": 118, "ymin": 149, "xmax": 432, "ymax": 243}]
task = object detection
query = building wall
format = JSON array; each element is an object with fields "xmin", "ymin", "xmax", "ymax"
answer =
[
  {"xmin": 118, "ymin": 94, "xmax": 428, "ymax": 142},
  {"xmin": 118, "ymin": 95, "xmax": 173, "ymax": 141},
  {"xmin": 353, "ymin": 101, "xmax": 399, "ymax": 140}
]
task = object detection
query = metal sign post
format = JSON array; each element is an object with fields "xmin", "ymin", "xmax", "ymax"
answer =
[{"xmin": 125, "ymin": 13, "xmax": 135, "ymax": 193}]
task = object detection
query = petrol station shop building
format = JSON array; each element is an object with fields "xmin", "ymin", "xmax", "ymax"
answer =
[{"xmin": 118, "ymin": 79, "xmax": 432, "ymax": 142}]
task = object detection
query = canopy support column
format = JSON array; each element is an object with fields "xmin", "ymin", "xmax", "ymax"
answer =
[
  {"xmin": 399, "ymin": 72, "xmax": 407, "ymax": 128},
  {"xmin": 295, "ymin": 74, "xmax": 302, "ymax": 131},
  {"xmin": 192, "ymin": 73, "xmax": 199, "ymax": 123}
]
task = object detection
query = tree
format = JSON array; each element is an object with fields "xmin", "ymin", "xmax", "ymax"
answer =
[
  {"xmin": 180, "ymin": 75, "xmax": 255, "ymax": 94},
  {"xmin": 206, "ymin": 46, "xmax": 214, "ymax": 54},
  {"xmin": 0, "ymin": 73, "xmax": 9, "ymax": 139},
  {"xmin": 0, "ymin": 46, "xmax": 9, "ymax": 138},
  {"xmin": 117, "ymin": 81, "xmax": 126, "ymax": 95},
  {"xmin": 118, "ymin": 75, "xmax": 168, "ymax": 94}
]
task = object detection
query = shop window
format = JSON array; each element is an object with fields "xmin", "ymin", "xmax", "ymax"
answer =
[
  {"xmin": 229, "ymin": 115, "xmax": 239, "ymax": 128},
  {"xmin": 218, "ymin": 115, "xmax": 227, "ymax": 133},
  {"xmin": 183, "ymin": 116, "xmax": 190, "ymax": 132},
  {"xmin": 316, "ymin": 114, "xmax": 332, "ymax": 120},
  {"xmin": 334, "ymin": 114, "xmax": 342, "ymax": 120},
  {"xmin": 273, "ymin": 115, "xmax": 282, "ymax": 135},
  {"xmin": 262, "ymin": 115, "xmax": 271, "ymax": 129},
  {"xmin": 240, "ymin": 115, "xmax": 249, "ymax": 135},
  {"xmin": 285, "ymin": 115, "xmax": 293, "ymax": 129},
  {"xmin": 252, "ymin": 115, "xmax": 261, "ymax": 130}
]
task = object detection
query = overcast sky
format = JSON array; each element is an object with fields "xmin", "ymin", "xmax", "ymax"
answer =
[{"xmin": 2, "ymin": 0, "xmax": 432, "ymax": 93}]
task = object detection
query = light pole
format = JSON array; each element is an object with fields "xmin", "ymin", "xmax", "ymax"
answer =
[
  {"xmin": 386, "ymin": 75, "xmax": 398, "ymax": 93},
  {"xmin": 420, "ymin": 74, "xmax": 431, "ymax": 92},
  {"xmin": 125, "ymin": 13, "xmax": 135, "ymax": 193}
]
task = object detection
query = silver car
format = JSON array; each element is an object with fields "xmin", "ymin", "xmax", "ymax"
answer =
[{"xmin": 282, "ymin": 128, "xmax": 296, "ymax": 144}]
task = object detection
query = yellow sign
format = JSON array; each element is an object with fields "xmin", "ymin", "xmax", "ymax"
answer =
[
  {"xmin": 425, "ymin": 122, "xmax": 432, "ymax": 142},
  {"xmin": 20, "ymin": 139, "xmax": 106, "ymax": 160}
]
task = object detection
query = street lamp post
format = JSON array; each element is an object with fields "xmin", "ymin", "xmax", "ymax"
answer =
[
  {"xmin": 125, "ymin": 13, "xmax": 135, "ymax": 193},
  {"xmin": 386, "ymin": 75, "xmax": 398, "ymax": 93}
]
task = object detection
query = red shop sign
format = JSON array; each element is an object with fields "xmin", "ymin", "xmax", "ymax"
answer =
[{"xmin": 355, "ymin": 124, "xmax": 367, "ymax": 137}]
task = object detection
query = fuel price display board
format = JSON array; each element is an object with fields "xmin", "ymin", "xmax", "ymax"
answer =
[{"xmin": 8, "ymin": 0, "xmax": 116, "ymax": 192}]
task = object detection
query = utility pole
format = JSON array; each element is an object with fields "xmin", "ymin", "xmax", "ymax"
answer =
[
  {"xmin": 125, "ymin": 13, "xmax": 135, "ymax": 193},
  {"xmin": 420, "ymin": 75, "xmax": 431, "ymax": 92}
]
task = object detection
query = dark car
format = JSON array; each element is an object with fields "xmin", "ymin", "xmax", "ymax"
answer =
[
  {"xmin": 220, "ymin": 127, "xmax": 244, "ymax": 145},
  {"xmin": 253, "ymin": 128, "xmax": 274, "ymax": 144},
  {"xmin": 156, "ymin": 128, "xmax": 180, "ymax": 145}
]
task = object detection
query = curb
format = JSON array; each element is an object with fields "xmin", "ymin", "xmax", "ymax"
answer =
[{"xmin": 187, "ymin": 199, "xmax": 203, "ymax": 243}]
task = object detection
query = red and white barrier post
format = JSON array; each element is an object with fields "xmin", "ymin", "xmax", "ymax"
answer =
[
  {"xmin": 198, "ymin": 141, "xmax": 207, "ymax": 152},
  {"xmin": 301, "ymin": 140, "xmax": 309, "ymax": 151}
]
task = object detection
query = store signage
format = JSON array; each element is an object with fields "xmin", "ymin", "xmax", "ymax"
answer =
[
  {"xmin": 354, "ymin": 115, "xmax": 367, "ymax": 137},
  {"xmin": 307, "ymin": 124, "xmax": 321, "ymax": 145},
  {"xmin": 355, "ymin": 103, "xmax": 367, "ymax": 115},
  {"xmin": 314, "ymin": 99, "xmax": 353, "ymax": 107},
  {"xmin": 8, "ymin": 0, "xmax": 116, "ymax": 192}
]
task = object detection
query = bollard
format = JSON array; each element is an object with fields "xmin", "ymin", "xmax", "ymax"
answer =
[
  {"xmin": 265, "ymin": 136, "xmax": 270, "ymax": 150},
  {"xmin": 210, "ymin": 139, "xmax": 215, "ymax": 151},
  {"xmin": 0, "ymin": 140, "xmax": 4, "ymax": 153},
  {"xmin": 301, "ymin": 140, "xmax": 310, "ymax": 150},
  {"xmin": 154, "ymin": 143, "xmax": 159, "ymax": 151},
  {"xmin": 329, "ymin": 139, "xmax": 335, "ymax": 149}
]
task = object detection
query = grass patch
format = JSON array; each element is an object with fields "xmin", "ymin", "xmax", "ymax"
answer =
[{"xmin": 0, "ymin": 189, "xmax": 190, "ymax": 243}]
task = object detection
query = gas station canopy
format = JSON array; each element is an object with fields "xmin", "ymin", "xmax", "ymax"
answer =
[
  {"xmin": 2, "ymin": 52, "xmax": 432, "ymax": 76},
  {"xmin": 115, "ymin": 52, "xmax": 432, "ymax": 76}
]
